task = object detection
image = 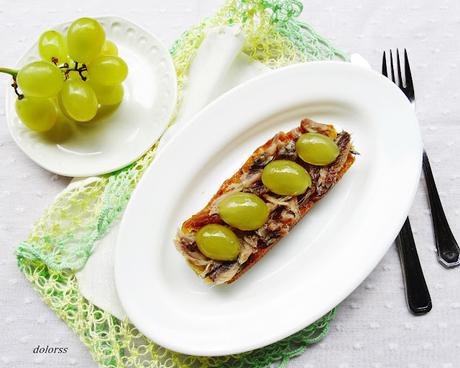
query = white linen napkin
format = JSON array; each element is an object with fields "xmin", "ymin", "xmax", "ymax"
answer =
[{"xmin": 75, "ymin": 26, "xmax": 270, "ymax": 319}]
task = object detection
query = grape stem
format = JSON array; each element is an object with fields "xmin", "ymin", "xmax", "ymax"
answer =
[
  {"xmin": 11, "ymin": 79, "xmax": 24, "ymax": 100},
  {"xmin": 0, "ymin": 68, "xmax": 24, "ymax": 99},
  {"xmin": 0, "ymin": 67, "xmax": 18, "ymax": 78},
  {"xmin": 62, "ymin": 61, "xmax": 88, "ymax": 81}
]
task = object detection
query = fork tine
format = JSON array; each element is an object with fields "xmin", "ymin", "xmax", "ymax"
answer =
[
  {"xmin": 389, "ymin": 50, "xmax": 397, "ymax": 85},
  {"xmin": 404, "ymin": 49, "xmax": 415, "ymax": 100},
  {"xmin": 382, "ymin": 51, "xmax": 388, "ymax": 77},
  {"xmin": 396, "ymin": 49, "xmax": 403, "ymax": 86}
]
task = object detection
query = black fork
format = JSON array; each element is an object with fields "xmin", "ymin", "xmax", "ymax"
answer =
[
  {"xmin": 382, "ymin": 49, "xmax": 432, "ymax": 315},
  {"xmin": 383, "ymin": 50, "xmax": 459, "ymax": 268}
]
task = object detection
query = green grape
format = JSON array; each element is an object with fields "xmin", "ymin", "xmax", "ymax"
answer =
[
  {"xmin": 59, "ymin": 80, "xmax": 98, "ymax": 122},
  {"xmin": 87, "ymin": 56, "xmax": 128, "ymax": 86},
  {"xmin": 15, "ymin": 97, "xmax": 57, "ymax": 132},
  {"xmin": 195, "ymin": 224, "xmax": 240, "ymax": 261},
  {"xmin": 218, "ymin": 192, "xmax": 269, "ymax": 231},
  {"xmin": 296, "ymin": 132, "xmax": 339, "ymax": 166},
  {"xmin": 17, "ymin": 61, "xmax": 63, "ymax": 98},
  {"xmin": 100, "ymin": 40, "xmax": 118, "ymax": 56},
  {"xmin": 262, "ymin": 160, "xmax": 311, "ymax": 196},
  {"xmin": 67, "ymin": 17, "xmax": 105, "ymax": 63},
  {"xmin": 38, "ymin": 30, "xmax": 67, "ymax": 64},
  {"xmin": 88, "ymin": 80, "xmax": 124, "ymax": 105}
]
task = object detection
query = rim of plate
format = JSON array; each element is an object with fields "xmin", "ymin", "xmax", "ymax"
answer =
[
  {"xmin": 5, "ymin": 16, "xmax": 177, "ymax": 177},
  {"xmin": 115, "ymin": 61, "xmax": 422, "ymax": 356}
]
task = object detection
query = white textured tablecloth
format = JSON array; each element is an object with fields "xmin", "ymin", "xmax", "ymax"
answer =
[{"xmin": 1, "ymin": 1, "xmax": 459, "ymax": 367}]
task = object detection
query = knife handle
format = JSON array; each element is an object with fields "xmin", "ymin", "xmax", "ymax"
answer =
[
  {"xmin": 422, "ymin": 151, "xmax": 460, "ymax": 268},
  {"xmin": 396, "ymin": 218, "xmax": 432, "ymax": 315}
]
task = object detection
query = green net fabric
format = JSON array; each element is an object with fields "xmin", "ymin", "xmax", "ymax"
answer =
[{"xmin": 16, "ymin": 1, "xmax": 346, "ymax": 367}]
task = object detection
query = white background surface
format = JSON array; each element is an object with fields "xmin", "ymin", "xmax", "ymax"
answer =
[{"xmin": 0, "ymin": 1, "xmax": 459, "ymax": 367}]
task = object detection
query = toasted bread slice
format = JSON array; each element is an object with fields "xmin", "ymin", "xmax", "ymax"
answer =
[{"xmin": 175, "ymin": 118, "xmax": 355, "ymax": 285}]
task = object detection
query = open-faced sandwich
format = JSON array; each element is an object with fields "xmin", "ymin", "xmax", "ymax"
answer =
[{"xmin": 175, "ymin": 118, "xmax": 355, "ymax": 285}]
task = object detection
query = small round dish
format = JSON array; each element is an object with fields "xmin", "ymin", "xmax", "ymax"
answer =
[{"xmin": 5, "ymin": 16, "xmax": 176, "ymax": 177}]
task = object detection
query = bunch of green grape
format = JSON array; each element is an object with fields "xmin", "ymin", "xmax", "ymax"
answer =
[{"xmin": 0, "ymin": 17, "xmax": 128, "ymax": 132}]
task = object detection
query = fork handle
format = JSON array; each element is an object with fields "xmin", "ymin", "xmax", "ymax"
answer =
[
  {"xmin": 396, "ymin": 218, "xmax": 432, "ymax": 315},
  {"xmin": 422, "ymin": 150, "xmax": 460, "ymax": 267}
]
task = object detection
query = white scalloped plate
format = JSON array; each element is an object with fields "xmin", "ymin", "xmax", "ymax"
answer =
[
  {"xmin": 115, "ymin": 62, "xmax": 422, "ymax": 356},
  {"xmin": 5, "ymin": 16, "xmax": 176, "ymax": 177}
]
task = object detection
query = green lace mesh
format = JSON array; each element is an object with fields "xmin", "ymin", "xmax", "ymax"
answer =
[{"xmin": 16, "ymin": 1, "xmax": 346, "ymax": 366}]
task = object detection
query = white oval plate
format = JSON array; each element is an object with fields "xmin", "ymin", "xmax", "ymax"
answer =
[
  {"xmin": 6, "ymin": 16, "xmax": 176, "ymax": 177},
  {"xmin": 115, "ymin": 62, "xmax": 422, "ymax": 356}
]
